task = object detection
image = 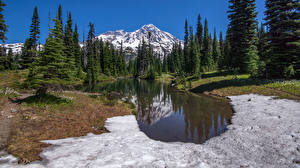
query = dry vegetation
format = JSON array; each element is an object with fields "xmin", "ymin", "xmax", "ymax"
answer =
[
  {"xmin": 7, "ymin": 92, "xmax": 132, "ymax": 164},
  {"xmin": 0, "ymin": 70, "xmax": 133, "ymax": 164}
]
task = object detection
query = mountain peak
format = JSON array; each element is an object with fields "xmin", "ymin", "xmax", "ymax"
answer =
[
  {"xmin": 141, "ymin": 24, "xmax": 159, "ymax": 30},
  {"xmin": 97, "ymin": 25, "xmax": 182, "ymax": 59}
]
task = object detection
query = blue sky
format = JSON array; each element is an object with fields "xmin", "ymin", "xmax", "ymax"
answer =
[{"xmin": 3, "ymin": 0, "xmax": 266, "ymax": 44}]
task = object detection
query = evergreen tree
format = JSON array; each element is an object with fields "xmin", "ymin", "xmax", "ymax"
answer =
[
  {"xmin": 0, "ymin": 0, "xmax": 7, "ymax": 43},
  {"xmin": 58, "ymin": 4, "xmax": 63, "ymax": 32},
  {"xmin": 183, "ymin": 19, "xmax": 189, "ymax": 72},
  {"xmin": 73, "ymin": 24, "xmax": 83, "ymax": 78},
  {"xmin": 196, "ymin": 14, "xmax": 203, "ymax": 50},
  {"xmin": 189, "ymin": 26, "xmax": 200, "ymax": 74},
  {"xmin": 64, "ymin": 12, "xmax": 76, "ymax": 76},
  {"xmin": 29, "ymin": 6, "xmax": 40, "ymax": 50},
  {"xmin": 264, "ymin": 0, "xmax": 300, "ymax": 78},
  {"xmin": 201, "ymin": 19, "xmax": 213, "ymax": 71},
  {"xmin": 21, "ymin": 6, "xmax": 40, "ymax": 69},
  {"xmin": 212, "ymin": 28, "xmax": 221, "ymax": 69},
  {"xmin": 0, "ymin": 46, "xmax": 6, "ymax": 70},
  {"xmin": 7, "ymin": 48, "xmax": 17, "ymax": 70},
  {"xmin": 28, "ymin": 17, "xmax": 68, "ymax": 97},
  {"xmin": 86, "ymin": 23, "xmax": 97, "ymax": 86},
  {"xmin": 219, "ymin": 31, "xmax": 224, "ymax": 68},
  {"xmin": 223, "ymin": 29, "xmax": 232, "ymax": 69},
  {"xmin": 228, "ymin": 0, "xmax": 259, "ymax": 74},
  {"xmin": 162, "ymin": 55, "xmax": 168, "ymax": 73}
]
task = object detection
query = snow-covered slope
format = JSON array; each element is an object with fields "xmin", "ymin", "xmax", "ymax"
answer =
[
  {"xmin": 1, "ymin": 43, "xmax": 44, "ymax": 54},
  {"xmin": 1, "ymin": 43, "xmax": 23, "ymax": 54},
  {"xmin": 3, "ymin": 24, "xmax": 181, "ymax": 58},
  {"xmin": 97, "ymin": 24, "xmax": 182, "ymax": 58}
]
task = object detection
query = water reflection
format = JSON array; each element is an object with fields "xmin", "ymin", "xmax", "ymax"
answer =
[{"xmin": 92, "ymin": 79, "xmax": 233, "ymax": 144}]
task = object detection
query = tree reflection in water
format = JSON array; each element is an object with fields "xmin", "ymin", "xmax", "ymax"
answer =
[{"xmin": 92, "ymin": 79, "xmax": 233, "ymax": 144}]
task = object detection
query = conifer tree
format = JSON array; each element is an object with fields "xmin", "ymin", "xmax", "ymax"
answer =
[
  {"xmin": 0, "ymin": 0, "xmax": 7, "ymax": 43},
  {"xmin": 223, "ymin": 29, "xmax": 231, "ymax": 69},
  {"xmin": 201, "ymin": 19, "xmax": 213, "ymax": 71},
  {"xmin": 58, "ymin": 4, "xmax": 63, "ymax": 32},
  {"xmin": 73, "ymin": 24, "xmax": 83, "ymax": 78},
  {"xmin": 228, "ymin": 0, "xmax": 259, "ymax": 74},
  {"xmin": 196, "ymin": 14, "xmax": 203, "ymax": 50},
  {"xmin": 30, "ymin": 6, "xmax": 40, "ymax": 50},
  {"xmin": 86, "ymin": 23, "xmax": 96, "ymax": 86},
  {"xmin": 183, "ymin": 19, "xmax": 189, "ymax": 72},
  {"xmin": 212, "ymin": 28, "xmax": 221, "ymax": 69},
  {"xmin": 0, "ymin": 46, "xmax": 6, "ymax": 70},
  {"xmin": 64, "ymin": 12, "xmax": 76, "ymax": 75},
  {"xmin": 162, "ymin": 55, "xmax": 168, "ymax": 73},
  {"xmin": 28, "ymin": 17, "xmax": 68, "ymax": 97},
  {"xmin": 21, "ymin": 7, "xmax": 40, "ymax": 69},
  {"xmin": 7, "ymin": 49, "xmax": 17, "ymax": 70},
  {"xmin": 219, "ymin": 31, "xmax": 224, "ymax": 68},
  {"xmin": 264, "ymin": 0, "xmax": 300, "ymax": 78}
]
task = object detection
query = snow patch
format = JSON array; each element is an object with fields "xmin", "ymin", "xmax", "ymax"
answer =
[{"xmin": 1, "ymin": 94, "xmax": 300, "ymax": 168}]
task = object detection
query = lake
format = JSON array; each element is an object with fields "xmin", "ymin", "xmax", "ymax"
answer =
[{"xmin": 92, "ymin": 79, "xmax": 233, "ymax": 144}]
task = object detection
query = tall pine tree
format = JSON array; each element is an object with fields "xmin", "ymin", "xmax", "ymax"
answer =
[
  {"xmin": 264, "ymin": 0, "xmax": 300, "ymax": 78},
  {"xmin": 28, "ymin": 16, "xmax": 68, "ymax": 97},
  {"xmin": 228, "ymin": 0, "xmax": 259, "ymax": 74}
]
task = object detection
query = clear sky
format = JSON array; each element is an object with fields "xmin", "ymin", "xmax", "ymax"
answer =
[{"xmin": 3, "ymin": 0, "xmax": 266, "ymax": 44}]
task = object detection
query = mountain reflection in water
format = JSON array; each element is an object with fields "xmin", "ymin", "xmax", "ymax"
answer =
[{"xmin": 92, "ymin": 79, "xmax": 233, "ymax": 144}]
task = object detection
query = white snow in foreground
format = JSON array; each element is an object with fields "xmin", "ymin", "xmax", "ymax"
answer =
[{"xmin": 1, "ymin": 94, "xmax": 300, "ymax": 168}]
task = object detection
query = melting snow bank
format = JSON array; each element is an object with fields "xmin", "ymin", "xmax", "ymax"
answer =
[{"xmin": 1, "ymin": 94, "xmax": 300, "ymax": 168}]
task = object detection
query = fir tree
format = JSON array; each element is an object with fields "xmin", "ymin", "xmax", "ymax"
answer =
[
  {"xmin": 212, "ymin": 28, "xmax": 221, "ymax": 69},
  {"xmin": 201, "ymin": 19, "xmax": 213, "ymax": 71},
  {"xmin": 0, "ymin": 0, "xmax": 7, "ymax": 43},
  {"xmin": 196, "ymin": 14, "xmax": 203, "ymax": 50},
  {"xmin": 183, "ymin": 19, "xmax": 189, "ymax": 72},
  {"xmin": 64, "ymin": 12, "xmax": 76, "ymax": 76},
  {"xmin": 7, "ymin": 48, "xmax": 17, "ymax": 70},
  {"xmin": 228, "ymin": 0, "xmax": 259, "ymax": 74},
  {"xmin": 86, "ymin": 23, "xmax": 97, "ymax": 86},
  {"xmin": 264, "ymin": 0, "xmax": 300, "ymax": 78},
  {"xmin": 58, "ymin": 4, "xmax": 63, "ymax": 32},
  {"xmin": 0, "ymin": 46, "xmax": 6, "ymax": 70},
  {"xmin": 29, "ymin": 6, "xmax": 40, "ymax": 50},
  {"xmin": 28, "ymin": 17, "xmax": 68, "ymax": 97},
  {"xmin": 73, "ymin": 24, "xmax": 83, "ymax": 78},
  {"xmin": 21, "ymin": 6, "xmax": 40, "ymax": 69},
  {"xmin": 219, "ymin": 31, "xmax": 224, "ymax": 68}
]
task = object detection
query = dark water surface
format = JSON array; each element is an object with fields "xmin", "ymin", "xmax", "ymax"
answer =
[{"xmin": 92, "ymin": 79, "xmax": 233, "ymax": 144}]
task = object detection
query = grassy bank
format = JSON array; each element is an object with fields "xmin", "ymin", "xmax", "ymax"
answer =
[
  {"xmin": 176, "ymin": 71, "xmax": 300, "ymax": 101},
  {"xmin": 0, "ymin": 70, "xmax": 134, "ymax": 164}
]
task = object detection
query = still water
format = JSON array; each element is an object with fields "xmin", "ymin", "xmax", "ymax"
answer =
[{"xmin": 92, "ymin": 79, "xmax": 233, "ymax": 144}]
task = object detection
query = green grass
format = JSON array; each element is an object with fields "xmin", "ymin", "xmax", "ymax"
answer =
[
  {"xmin": 155, "ymin": 73, "xmax": 175, "ymax": 82},
  {"xmin": 21, "ymin": 94, "xmax": 72, "ymax": 107},
  {"xmin": 176, "ymin": 71, "xmax": 300, "ymax": 100}
]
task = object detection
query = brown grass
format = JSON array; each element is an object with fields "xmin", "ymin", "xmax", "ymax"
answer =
[{"xmin": 7, "ymin": 92, "xmax": 132, "ymax": 164}]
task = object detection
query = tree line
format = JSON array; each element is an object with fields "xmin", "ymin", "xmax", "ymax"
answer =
[
  {"xmin": 163, "ymin": 0, "xmax": 299, "ymax": 79},
  {"xmin": 0, "ymin": 0, "xmax": 299, "ymax": 96}
]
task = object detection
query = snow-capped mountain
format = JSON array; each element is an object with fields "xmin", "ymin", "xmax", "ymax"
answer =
[
  {"xmin": 3, "ymin": 24, "xmax": 181, "ymax": 58},
  {"xmin": 97, "ymin": 24, "xmax": 182, "ymax": 58},
  {"xmin": 1, "ymin": 43, "xmax": 23, "ymax": 54},
  {"xmin": 1, "ymin": 43, "xmax": 44, "ymax": 54}
]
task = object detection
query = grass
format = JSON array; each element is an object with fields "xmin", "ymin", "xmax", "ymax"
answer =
[
  {"xmin": 21, "ymin": 94, "xmax": 72, "ymax": 107},
  {"xmin": 155, "ymin": 73, "xmax": 175, "ymax": 82},
  {"xmin": 176, "ymin": 71, "xmax": 300, "ymax": 101}
]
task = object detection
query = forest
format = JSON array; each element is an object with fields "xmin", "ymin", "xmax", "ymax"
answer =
[{"xmin": 0, "ymin": 0, "xmax": 299, "ymax": 95}]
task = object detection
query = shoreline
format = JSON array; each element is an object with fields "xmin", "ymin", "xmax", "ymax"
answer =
[{"xmin": 1, "ymin": 94, "xmax": 299, "ymax": 167}]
